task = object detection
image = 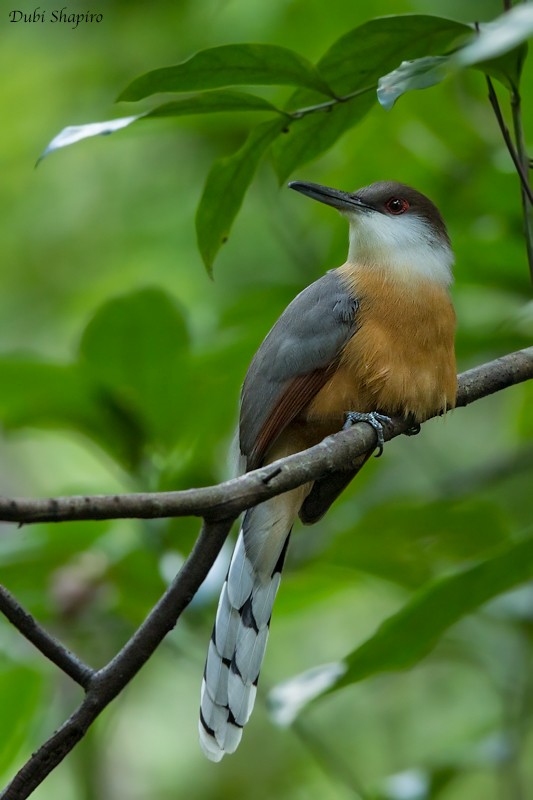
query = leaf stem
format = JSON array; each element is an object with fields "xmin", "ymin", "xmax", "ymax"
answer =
[
  {"xmin": 510, "ymin": 87, "xmax": 533, "ymax": 283},
  {"xmin": 485, "ymin": 77, "xmax": 533, "ymax": 283},
  {"xmin": 289, "ymin": 85, "xmax": 375, "ymax": 119},
  {"xmin": 485, "ymin": 78, "xmax": 533, "ymax": 205}
]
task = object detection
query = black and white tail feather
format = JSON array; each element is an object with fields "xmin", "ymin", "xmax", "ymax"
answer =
[
  {"xmin": 199, "ymin": 268, "xmax": 361, "ymax": 759},
  {"xmin": 199, "ymin": 494, "xmax": 296, "ymax": 761}
]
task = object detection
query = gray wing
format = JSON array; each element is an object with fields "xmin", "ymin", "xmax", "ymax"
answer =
[{"xmin": 240, "ymin": 269, "xmax": 358, "ymax": 470}]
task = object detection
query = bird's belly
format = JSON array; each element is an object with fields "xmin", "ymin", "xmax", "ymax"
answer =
[
  {"xmin": 304, "ymin": 365, "xmax": 374, "ymax": 424},
  {"xmin": 304, "ymin": 266, "xmax": 457, "ymax": 425},
  {"xmin": 305, "ymin": 342, "xmax": 454, "ymax": 424}
]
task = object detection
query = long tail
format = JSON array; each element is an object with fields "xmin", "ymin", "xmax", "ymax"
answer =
[{"xmin": 199, "ymin": 488, "xmax": 306, "ymax": 761}]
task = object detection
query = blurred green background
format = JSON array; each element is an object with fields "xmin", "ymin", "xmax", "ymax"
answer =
[{"xmin": 1, "ymin": 0, "xmax": 533, "ymax": 797}]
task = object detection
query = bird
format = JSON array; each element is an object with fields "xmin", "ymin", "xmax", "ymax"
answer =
[{"xmin": 199, "ymin": 179, "xmax": 457, "ymax": 761}]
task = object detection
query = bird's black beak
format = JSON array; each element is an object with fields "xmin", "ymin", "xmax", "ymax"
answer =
[{"xmin": 288, "ymin": 181, "xmax": 373, "ymax": 213}]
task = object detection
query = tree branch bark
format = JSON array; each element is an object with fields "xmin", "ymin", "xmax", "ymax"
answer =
[
  {"xmin": 0, "ymin": 585, "xmax": 93, "ymax": 688},
  {"xmin": 0, "ymin": 517, "xmax": 235, "ymax": 800},
  {"xmin": 1, "ymin": 346, "xmax": 532, "ymax": 799},
  {"xmin": 1, "ymin": 348, "xmax": 532, "ymax": 527}
]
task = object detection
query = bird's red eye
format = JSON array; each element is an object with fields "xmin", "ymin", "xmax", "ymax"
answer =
[{"xmin": 385, "ymin": 197, "xmax": 409, "ymax": 214}]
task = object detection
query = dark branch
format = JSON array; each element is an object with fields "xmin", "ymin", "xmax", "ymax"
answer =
[
  {"xmin": 1, "ymin": 517, "xmax": 235, "ymax": 800},
  {"xmin": 0, "ymin": 584, "xmax": 93, "ymax": 688},
  {"xmin": 485, "ymin": 77, "xmax": 533, "ymax": 205},
  {"xmin": 1, "ymin": 347, "xmax": 533, "ymax": 799},
  {"xmin": 509, "ymin": 87, "xmax": 533, "ymax": 284},
  {"xmin": 0, "ymin": 348, "xmax": 532, "ymax": 527}
]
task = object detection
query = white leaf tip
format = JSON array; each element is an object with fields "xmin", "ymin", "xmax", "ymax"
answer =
[
  {"xmin": 38, "ymin": 115, "xmax": 142, "ymax": 162},
  {"xmin": 268, "ymin": 661, "xmax": 347, "ymax": 727}
]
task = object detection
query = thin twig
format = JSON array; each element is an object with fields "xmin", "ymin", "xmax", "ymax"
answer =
[
  {"xmin": 0, "ymin": 348, "xmax": 531, "ymax": 527},
  {"xmin": 0, "ymin": 584, "xmax": 94, "ymax": 688},
  {"xmin": 510, "ymin": 87, "xmax": 533, "ymax": 282},
  {"xmin": 289, "ymin": 85, "xmax": 375, "ymax": 119},
  {"xmin": 0, "ymin": 516, "xmax": 235, "ymax": 800},
  {"xmin": 1, "ymin": 348, "xmax": 532, "ymax": 798},
  {"xmin": 485, "ymin": 77, "xmax": 533, "ymax": 205}
]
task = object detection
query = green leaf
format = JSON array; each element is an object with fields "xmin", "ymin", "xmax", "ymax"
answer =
[
  {"xmin": 378, "ymin": 6, "xmax": 533, "ymax": 108},
  {"xmin": 118, "ymin": 44, "xmax": 334, "ymax": 102},
  {"xmin": 455, "ymin": 5, "xmax": 533, "ymax": 71},
  {"xmin": 79, "ymin": 288, "xmax": 190, "ymax": 451},
  {"xmin": 0, "ymin": 665, "xmax": 44, "ymax": 776},
  {"xmin": 0, "ymin": 360, "xmax": 94, "ymax": 428},
  {"xmin": 377, "ymin": 56, "xmax": 449, "ymax": 111},
  {"xmin": 273, "ymin": 14, "xmax": 469, "ymax": 180},
  {"xmin": 145, "ymin": 89, "xmax": 284, "ymax": 117},
  {"xmin": 195, "ymin": 117, "xmax": 286, "ymax": 272},
  {"xmin": 0, "ymin": 359, "xmax": 143, "ymax": 468},
  {"xmin": 315, "ymin": 14, "xmax": 469, "ymax": 96},
  {"xmin": 454, "ymin": 6, "xmax": 533, "ymax": 92},
  {"xmin": 325, "ymin": 499, "xmax": 510, "ymax": 588},
  {"xmin": 39, "ymin": 91, "xmax": 282, "ymax": 162},
  {"xmin": 272, "ymin": 535, "xmax": 533, "ymax": 717},
  {"xmin": 1, "ymin": 520, "xmax": 112, "ymax": 618},
  {"xmin": 273, "ymin": 91, "xmax": 375, "ymax": 185},
  {"xmin": 336, "ymin": 535, "xmax": 533, "ymax": 691},
  {"xmin": 473, "ymin": 42, "xmax": 528, "ymax": 93}
]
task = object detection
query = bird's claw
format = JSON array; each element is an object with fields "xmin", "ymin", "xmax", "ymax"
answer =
[{"xmin": 343, "ymin": 411, "xmax": 392, "ymax": 457}]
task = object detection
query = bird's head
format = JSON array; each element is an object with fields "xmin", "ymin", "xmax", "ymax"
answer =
[{"xmin": 289, "ymin": 180, "xmax": 454, "ymax": 286}]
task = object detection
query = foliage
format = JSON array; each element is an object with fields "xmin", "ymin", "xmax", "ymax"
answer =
[{"xmin": 1, "ymin": 0, "xmax": 533, "ymax": 798}]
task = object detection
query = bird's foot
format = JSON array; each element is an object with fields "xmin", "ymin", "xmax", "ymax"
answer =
[{"xmin": 343, "ymin": 411, "xmax": 392, "ymax": 457}]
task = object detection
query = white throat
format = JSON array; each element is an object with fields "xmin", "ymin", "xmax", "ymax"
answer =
[{"xmin": 346, "ymin": 211, "xmax": 454, "ymax": 286}]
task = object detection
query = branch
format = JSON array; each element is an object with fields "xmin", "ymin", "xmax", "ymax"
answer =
[
  {"xmin": 485, "ymin": 77, "xmax": 533, "ymax": 205},
  {"xmin": 288, "ymin": 84, "xmax": 375, "ymax": 119},
  {"xmin": 485, "ymin": 75, "xmax": 533, "ymax": 282},
  {"xmin": 510, "ymin": 87, "xmax": 533, "ymax": 283},
  {"xmin": 0, "ymin": 348, "xmax": 532, "ymax": 527},
  {"xmin": 1, "ymin": 348, "xmax": 532, "ymax": 798},
  {"xmin": 0, "ymin": 585, "xmax": 93, "ymax": 688},
  {"xmin": 1, "ymin": 516, "xmax": 235, "ymax": 800}
]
